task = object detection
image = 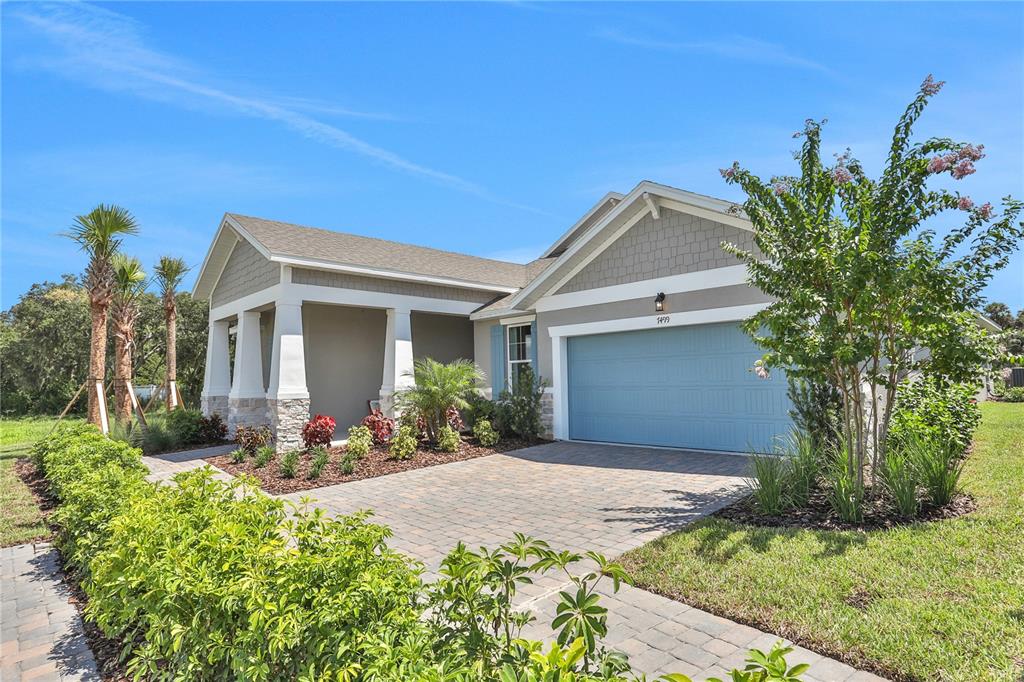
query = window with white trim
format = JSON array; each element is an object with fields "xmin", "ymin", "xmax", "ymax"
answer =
[{"xmin": 506, "ymin": 324, "xmax": 533, "ymax": 392}]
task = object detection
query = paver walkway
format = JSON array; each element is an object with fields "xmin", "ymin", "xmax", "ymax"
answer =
[{"xmin": 1, "ymin": 543, "xmax": 98, "ymax": 681}]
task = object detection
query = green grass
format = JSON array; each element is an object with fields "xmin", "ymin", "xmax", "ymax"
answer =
[
  {"xmin": 0, "ymin": 416, "xmax": 84, "ymax": 546},
  {"xmin": 622, "ymin": 403, "xmax": 1024, "ymax": 682}
]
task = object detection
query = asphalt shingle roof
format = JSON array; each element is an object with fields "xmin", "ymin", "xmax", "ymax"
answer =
[{"xmin": 228, "ymin": 213, "xmax": 551, "ymax": 290}]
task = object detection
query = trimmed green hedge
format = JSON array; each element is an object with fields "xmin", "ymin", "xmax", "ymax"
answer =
[{"xmin": 33, "ymin": 425, "xmax": 805, "ymax": 682}]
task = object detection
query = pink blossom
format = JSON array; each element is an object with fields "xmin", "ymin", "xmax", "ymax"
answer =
[
  {"xmin": 951, "ymin": 159, "xmax": 976, "ymax": 180},
  {"xmin": 927, "ymin": 156, "xmax": 949, "ymax": 174},
  {"xmin": 977, "ymin": 202, "xmax": 994, "ymax": 220},
  {"xmin": 957, "ymin": 196, "xmax": 974, "ymax": 211},
  {"xmin": 832, "ymin": 165, "xmax": 853, "ymax": 184},
  {"xmin": 773, "ymin": 181, "xmax": 791, "ymax": 196},
  {"xmin": 753, "ymin": 361, "xmax": 770, "ymax": 379},
  {"xmin": 719, "ymin": 163, "xmax": 738, "ymax": 179},
  {"xmin": 920, "ymin": 74, "xmax": 946, "ymax": 96},
  {"xmin": 958, "ymin": 143, "xmax": 985, "ymax": 162}
]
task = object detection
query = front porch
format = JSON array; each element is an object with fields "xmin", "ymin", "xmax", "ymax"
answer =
[{"xmin": 200, "ymin": 267, "xmax": 478, "ymax": 450}]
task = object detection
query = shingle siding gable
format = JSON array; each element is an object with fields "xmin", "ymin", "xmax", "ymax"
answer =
[
  {"xmin": 211, "ymin": 240, "xmax": 280, "ymax": 308},
  {"xmin": 556, "ymin": 208, "xmax": 754, "ymax": 294}
]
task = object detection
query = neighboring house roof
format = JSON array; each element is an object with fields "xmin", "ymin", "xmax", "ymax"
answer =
[{"xmin": 193, "ymin": 181, "xmax": 745, "ymax": 309}]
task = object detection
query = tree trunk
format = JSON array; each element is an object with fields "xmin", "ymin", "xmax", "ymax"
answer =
[
  {"xmin": 88, "ymin": 302, "xmax": 109, "ymax": 427},
  {"xmin": 113, "ymin": 331, "xmax": 133, "ymax": 423},
  {"xmin": 165, "ymin": 305, "xmax": 178, "ymax": 411}
]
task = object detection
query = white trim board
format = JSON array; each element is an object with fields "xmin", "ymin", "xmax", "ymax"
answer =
[
  {"xmin": 546, "ymin": 302, "xmax": 768, "ymax": 339},
  {"xmin": 535, "ymin": 265, "xmax": 749, "ymax": 313}
]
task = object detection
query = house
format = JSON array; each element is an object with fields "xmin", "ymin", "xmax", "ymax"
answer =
[{"xmin": 193, "ymin": 180, "xmax": 791, "ymax": 452}]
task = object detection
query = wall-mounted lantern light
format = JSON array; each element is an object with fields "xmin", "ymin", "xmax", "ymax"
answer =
[{"xmin": 655, "ymin": 292, "xmax": 666, "ymax": 312}]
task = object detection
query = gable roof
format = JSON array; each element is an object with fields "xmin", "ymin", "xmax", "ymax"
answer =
[
  {"xmin": 473, "ymin": 181, "xmax": 750, "ymax": 316},
  {"xmin": 193, "ymin": 214, "xmax": 552, "ymax": 300}
]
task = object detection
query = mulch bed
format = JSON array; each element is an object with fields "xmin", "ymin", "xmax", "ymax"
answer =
[
  {"xmin": 715, "ymin": 486, "xmax": 977, "ymax": 531},
  {"xmin": 206, "ymin": 436, "xmax": 546, "ymax": 495}
]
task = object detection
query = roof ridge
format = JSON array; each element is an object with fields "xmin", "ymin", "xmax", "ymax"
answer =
[{"xmin": 226, "ymin": 213, "xmax": 534, "ymax": 270}]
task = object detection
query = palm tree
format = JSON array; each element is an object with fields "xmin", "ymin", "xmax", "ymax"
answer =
[
  {"xmin": 65, "ymin": 204, "xmax": 139, "ymax": 429},
  {"xmin": 394, "ymin": 358, "xmax": 483, "ymax": 441},
  {"xmin": 153, "ymin": 256, "xmax": 190, "ymax": 410},
  {"xmin": 110, "ymin": 255, "xmax": 147, "ymax": 423}
]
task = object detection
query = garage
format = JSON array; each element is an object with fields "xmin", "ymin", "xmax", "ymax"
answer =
[{"xmin": 567, "ymin": 321, "xmax": 792, "ymax": 453}]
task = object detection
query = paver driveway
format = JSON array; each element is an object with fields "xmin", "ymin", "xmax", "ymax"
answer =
[{"xmin": 279, "ymin": 441, "xmax": 749, "ymax": 577}]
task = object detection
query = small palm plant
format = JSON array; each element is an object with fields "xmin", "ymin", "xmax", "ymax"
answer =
[
  {"xmin": 153, "ymin": 256, "xmax": 190, "ymax": 411},
  {"xmin": 64, "ymin": 204, "xmax": 140, "ymax": 428},
  {"xmin": 394, "ymin": 358, "xmax": 482, "ymax": 441},
  {"xmin": 110, "ymin": 254, "xmax": 147, "ymax": 424}
]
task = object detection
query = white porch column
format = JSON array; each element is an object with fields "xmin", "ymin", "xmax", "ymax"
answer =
[
  {"xmin": 380, "ymin": 307, "xmax": 415, "ymax": 416},
  {"xmin": 227, "ymin": 310, "xmax": 266, "ymax": 434},
  {"xmin": 200, "ymin": 318, "xmax": 231, "ymax": 418},
  {"xmin": 267, "ymin": 301, "xmax": 310, "ymax": 451}
]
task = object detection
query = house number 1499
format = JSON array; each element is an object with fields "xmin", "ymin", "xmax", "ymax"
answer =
[{"xmin": 656, "ymin": 315, "xmax": 671, "ymax": 324}]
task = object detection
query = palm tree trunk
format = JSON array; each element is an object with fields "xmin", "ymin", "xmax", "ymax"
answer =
[
  {"xmin": 88, "ymin": 302, "xmax": 109, "ymax": 427},
  {"xmin": 114, "ymin": 331, "xmax": 133, "ymax": 423},
  {"xmin": 165, "ymin": 305, "xmax": 178, "ymax": 410}
]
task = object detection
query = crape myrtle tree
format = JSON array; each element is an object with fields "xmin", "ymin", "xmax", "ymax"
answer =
[{"xmin": 719, "ymin": 75, "xmax": 1023, "ymax": 493}]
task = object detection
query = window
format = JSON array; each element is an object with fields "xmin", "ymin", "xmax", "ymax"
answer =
[{"xmin": 506, "ymin": 323, "xmax": 533, "ymax": 392}]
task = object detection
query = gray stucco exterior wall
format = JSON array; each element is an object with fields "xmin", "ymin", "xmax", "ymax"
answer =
[
  {"xmin": 412, "ymin": 312, "xmax": 474, "ymax": 365},
  {"xmin": 473, "ymin": 319, "xmax": 499, "ymax": 393},
  {"xmin": 293, "ymin": 268, "xmax": 496, "ymax": 304},
  {"xmin": 211, "ymin": 240, "xmax": 280, "ymax": 308},
  {"xmin": 534, "ymin": 283, "xmax": 771, "ymax": 380},
  {"xmin": 303, "ymin": 304, "xmax": 387, "ymax": 430},
  {"xmin": 556, "ymin": 209, "xmax": 754, "ymax": 294}
]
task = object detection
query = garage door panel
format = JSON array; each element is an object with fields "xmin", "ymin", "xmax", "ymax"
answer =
[{"xmin": 567, "ymin": 322, "xmax": 791, "ymax": 452}]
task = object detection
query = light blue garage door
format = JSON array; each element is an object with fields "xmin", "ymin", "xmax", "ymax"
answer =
[{"xmin": 568, "ymin": 322, "xmax": 791, "ymax": 453}]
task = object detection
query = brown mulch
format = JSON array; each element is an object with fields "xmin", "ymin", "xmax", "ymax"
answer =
[
  {"xmin": 57, "ymin": 554, "xmax": 129, "ymax": 681},
  {"xmin": 206, "ymin": 436, "xmax": 546, "ymax": 495},
  {"xmin": 715, "ymin": 486, "xmax": 978, "ymax": 531}
]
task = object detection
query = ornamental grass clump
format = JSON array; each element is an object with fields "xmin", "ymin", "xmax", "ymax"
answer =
[
  {"xmin": 279, "ymin": 449, "xmax": 300, "ymax": 478},
  {"xmin": 748, "ymin": 454, "xmax": 790, "ymax": 516},
  {"xmin": 253, "ymin": 445, "xmax": 275, "ymax": 468},
  {"xmin": 308, "ymin": 446, "xmax": 329, "ymax": 480}
]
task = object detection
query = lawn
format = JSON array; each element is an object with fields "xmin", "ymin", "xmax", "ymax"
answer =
[
  {"xmin": 0, "ymin": 416, "xmax": 83, "ymax": 546},
  {"xmin": 622, "ymin": 402, "xmax": 1024, "ymax": 682}
]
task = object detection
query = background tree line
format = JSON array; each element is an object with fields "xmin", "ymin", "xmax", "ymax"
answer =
[{"xmin": 1, "ymin": 274, "xmax": 208, "ymax": 416}]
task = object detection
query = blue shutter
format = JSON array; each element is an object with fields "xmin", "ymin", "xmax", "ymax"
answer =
[
  {"xmin": 490, "ymin": 324, "xmax": 506, "ymax": 400},
  {"xmin": 530, "ymin": 320, "xmax": 538, "ymax": 380}
]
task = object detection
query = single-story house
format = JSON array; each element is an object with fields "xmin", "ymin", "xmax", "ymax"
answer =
[{"xmin": 194, "ymin": 180, "xmax": 792, "ymax": 451}]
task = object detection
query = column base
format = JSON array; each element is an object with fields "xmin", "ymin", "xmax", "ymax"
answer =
[
  {"xmin": 227, "ymin": 397, "xmax": 268, "ymax": 438},
  {"xmin": 540, "ymin": 391, "xmax": 554, "ymax": 440},
  {"xmin": 268, "ymin": 397, "xmax": 310, "ymax": 452},
  {"xmin": 201, "ymin": 395, "xmax": 228, "ymax": 420}
]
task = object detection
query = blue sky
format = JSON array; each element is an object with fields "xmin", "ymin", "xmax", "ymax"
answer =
[{"xmin": 3, "ymin": 2, "xmax": 1022, "ymax": 309}]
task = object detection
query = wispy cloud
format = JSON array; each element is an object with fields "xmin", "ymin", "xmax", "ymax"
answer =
[
  {"xmin": 594, "ymin": 28, "xmax": 834, "ymax": 75},
  {"xmin": 9, "ymin": 3, "xmax": 542, "ymax": 213}
]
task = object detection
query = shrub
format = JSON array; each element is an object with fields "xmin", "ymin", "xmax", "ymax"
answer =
[
  {"xmin": 825, "ymin": 443, "xmax": 863, "ymax": 523},
  {"xmin": 197, "ymin": 413, "xmax": 228, "ymax": 443},
  {"xmin": 235, "ymin": 424, "xmax": 272, "ymax": 454},
  {"xmin": 280, "ymin": 450, "xmax": 301, "ymax": 478},
  {"xmin": 437, "ymin": 425, "xmax": 460, "ymax": 453},
  {"xmin": 903, "ymin": 432, "xmax": 963, "ymax": 506},
  {"xmin": 782, "ymin": 429, "xmax": 819, "ymax": 507},
  {"xmin": 889, "ymin": 377, "xmax": 980, "ymax": 455},
  {"xmin": 253, "ymin": 445, "xmax": 275, "ymax": 468},
  {"xmin": 230, "ymin": 448, "xmax": 247, "ymax": 464},
  {"xmin": 165, "ymin": 408, "xmax": 204, "ymax": 446},
  {"xmin": 388, "ymin": 425, "xmax": 417, "ymax": 460},
  {"xmin": 346, "ymin": 425, "xmax": 373, "ymax": 458},
  {"xmin": 445, "ymin": 405, "xmax": 465, "ymax": 431},
  {"xmin": 302, "ymin": 414, "xmax": 336, "ymax": 449},
  {"xmin": 1000, "ymin": 386, "xmax": 1024, "ymax": 402},
  {"xmin": 473, "ymin": 419, "xmax": 500, "ymax": 447},
  {"xmin": 881, "ymin": 447, "xmax": 919, "ymax": 518},
  {"xmin": 394, "ymin": 358, "xmax": 483, "ymax": 441},
  {"xmin": 495, "ymin": 365, "xmax": 546, "ymax": 440},
  {"xmin": 748, "ymin": 454, "xmax": 789, "ymax": 515},
  {"xmin": 462, "ymin": 391, "xmax": 496, "ymax": 429},
  {"xmin": 361, "ymin": 408, "xmax": 395, "ymax": 445},
  {"xmin": 142, "ymin": 420, "xmax": 175, "ymax": 455},
  {"xmin": 308, "ymin": 447, "xmax": 329, "ymax": 479},
  {"xmin": 339, "ymin": 452, "xmax": 357, "ymax": 475},
  {"xmin": 787, "ymin": 377, "xmax": 842, "ymax": 454}
]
